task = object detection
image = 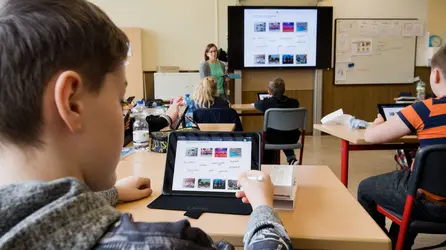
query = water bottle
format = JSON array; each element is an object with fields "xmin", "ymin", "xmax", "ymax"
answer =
[
  {"xmin": 184, "ymin": 94, "xmax": 194, "ymax": 128},
  {"xmin": 133, "ymin": 100, "xmax": 149, "ymax": 151},
  {"xmin": 131, "ymin": 99, "xmax": 144, "ymax": 114},
  {"xmin": 416, "ymin": 80, "xmax": 425, "ymax": 101}
]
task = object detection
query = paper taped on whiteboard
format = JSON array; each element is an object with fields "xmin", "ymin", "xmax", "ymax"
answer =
[
  {"xmin": 335, "ymin": 63, "xmax": 347, "ymax": 81},
  {"xmin": 351, "ymin": 39, "xmax": 372, "ymax": 56},
  {"xmin": 403, "ymin": 22, "xmax": 424, "ymax": 37}
]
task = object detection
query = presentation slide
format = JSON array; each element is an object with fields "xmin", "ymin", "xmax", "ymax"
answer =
[
  {"xmin": 172, "ymin": 138, "xmax": 252, "ymax": 193},
  {"xmin": 244, "ymin": 9, "xmax": 318, "ymax": 67}
]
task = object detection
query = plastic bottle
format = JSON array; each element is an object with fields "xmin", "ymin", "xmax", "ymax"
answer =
[
  {"xmin": 184, "ymin": 94, "xmax": 194, "ymax": 128},
  {"xmin": 131, "ymin": 99, "xmax": 144, "ymax": 114},
  {"xmin": 416, "ymin": 80, "xmax": 425, "ymax": 101},
  {"xmin": 133, "ymin": 100, "xmax": 149, "ymax": 151}
]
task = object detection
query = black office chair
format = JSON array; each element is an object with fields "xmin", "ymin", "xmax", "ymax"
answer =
[
  {"xmin": 193, "ymin": 108, "xmax": 243, "ymax": 132},
  {"xmin": 377, "ymin": 145, "xmax": 446, "ymax": 250}
]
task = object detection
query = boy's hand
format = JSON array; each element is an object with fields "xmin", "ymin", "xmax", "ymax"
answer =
[
  {"xmin": 115, "ymin": 176, "xmax": 152, "ymax": 202},
  {"xmin": 236, "ymin": 171, "xmax": 274, "ymax": 210},
  {"xmin": 372, "ymin": 114, "xmax": 385, "ymax": 126}
]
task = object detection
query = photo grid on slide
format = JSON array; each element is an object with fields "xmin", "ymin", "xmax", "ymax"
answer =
[
  {"xmin": 245, "ymin": 9, "xmax": 317, "ymax": 67},
  {"xmin": 180, "ymin": 146, "xmax": 244, "ymax": 192}
]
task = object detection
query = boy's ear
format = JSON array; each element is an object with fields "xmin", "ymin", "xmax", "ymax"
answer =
[
  {"xmin": 433, "ymin": 68, "xmax": 442, "ymax": 84},
  {"xmin": 54, "ymin": 71, "xmax": 85, "ymax": 132},
  {"xmin": 268, "ymin": 90, "xmax": 272, "ymax": 95}
]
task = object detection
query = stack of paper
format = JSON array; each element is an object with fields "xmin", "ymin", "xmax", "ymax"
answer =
[
  {"xmin": 321, "ymin": 109, "xmax": 353, "ymax": 125},
  {"xmin": 395, "ymin": 96, "xmax": 417, "ymax": 104},
  {"xmin": 396, "ymin": 96, "xmax": 417, "ymax": 101},
  {"xmin": 263, "ymin": 165, "xmax": 298, "ymax": 210}
]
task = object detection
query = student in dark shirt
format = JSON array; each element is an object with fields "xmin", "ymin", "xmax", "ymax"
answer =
[
  {"xmin": 192, "ymin": 77, "xmax": 230, "ymax": 109},
  {"xmin": 254, "ymin": 77, "xmax": 301, "ymax": 165}
]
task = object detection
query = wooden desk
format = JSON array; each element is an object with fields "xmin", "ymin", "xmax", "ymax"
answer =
[
  {"xmin": 198, "ymin": 123, "xmax": 235, "ymax": 132},
  {"xmin": 313, "ymin": 124, "xmax": 418, "ymax": 187},
  {"xmin": 231, "ymin": 104, "xmax": 262, "ymax": 116},
  {"xmin": 116, "ymin": 152, "xmax": 391, "ymax": 250}
]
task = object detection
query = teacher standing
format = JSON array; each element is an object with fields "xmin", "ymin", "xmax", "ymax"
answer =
[{"xmin": 199, "ymin": 43, "xmax": 229, "ymax": 101}]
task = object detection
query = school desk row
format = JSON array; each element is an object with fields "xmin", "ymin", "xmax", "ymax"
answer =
[{"xmin": 116, "ymin": 151, "xmax": 391, "ymax": 250}]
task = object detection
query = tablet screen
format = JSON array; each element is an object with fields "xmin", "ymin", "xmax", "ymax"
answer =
[
  {"xmin": 172, "ymin": 136, "xmax": 252, "ymax": 193},
  {"xmin": 378, "ymin": 104, "xmax": 409, "ymax": 121},
  {"xmin": 258, "ymin": 93, "xmax": 270, "ymax": 100},
  {"xmin": 382, "ymin": 106, "xmax": 403, "ymax": 120}
]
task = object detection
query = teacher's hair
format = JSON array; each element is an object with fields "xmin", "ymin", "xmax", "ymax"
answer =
[{"xmin": 204, "ymin": 43, "xmax": 218, "ymax": 60}]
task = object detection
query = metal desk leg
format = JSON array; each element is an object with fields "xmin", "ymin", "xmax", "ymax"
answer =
[{"xmin": 341, "ymin": 139, "xmax": 349, "ymax": 187}]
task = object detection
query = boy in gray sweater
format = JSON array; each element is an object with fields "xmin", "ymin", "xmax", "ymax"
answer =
[{"xmin": 0, "ymin": 1, "xmax": 292, "ymax": 250}]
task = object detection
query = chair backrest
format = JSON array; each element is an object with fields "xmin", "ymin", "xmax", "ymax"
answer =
[
  {"xmin": 263, "ymin": 108, "xmax": 307, "ymax": 131},
  {"xmin": 193, "ymin": 108, "xmax": 243, "ymax": 131},
  {"xmin": 409, "ymin": 144, "xmax": 446, "ymax": 198}
]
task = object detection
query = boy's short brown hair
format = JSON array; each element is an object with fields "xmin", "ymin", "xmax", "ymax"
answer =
[
  {"xmin": 432, "ymin": 45, "xmax": 446, "ymax": 79},
  {"xmin": 0, "ymin": 0, "xmax": 129, "ymax": 147},
  {"xmin": 268, "ymin": 77, "xmax": 286, "ymax": 96}
]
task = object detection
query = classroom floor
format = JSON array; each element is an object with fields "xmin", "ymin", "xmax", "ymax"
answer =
[{"xmin": 284, "ymin": 135, "xmax": 446, "ymax": 249}]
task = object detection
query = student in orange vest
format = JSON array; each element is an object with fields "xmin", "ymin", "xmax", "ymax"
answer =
[{"xmin": 359, "ymin": 46, "xmax": 446, "ymax": 249}]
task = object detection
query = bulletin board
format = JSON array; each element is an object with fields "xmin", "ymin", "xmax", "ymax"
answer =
[{"xmin": 334, "ymin": 19, "xmax": 421, "ymax": 85}]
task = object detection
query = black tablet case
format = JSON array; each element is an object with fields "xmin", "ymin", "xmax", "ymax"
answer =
[
  {"xmin": 147, "ymin": 131, "xmax": 260, "ymax": 217},
  {"xmin": 148, "ymin": 195, "xmax": 252, "ymax": 216}
]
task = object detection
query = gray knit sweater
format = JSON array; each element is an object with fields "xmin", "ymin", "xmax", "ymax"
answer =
[
  {"xmin": 199, "ymin": 61, "xmax": 227, "ymax": 79},
  {"xmin": 0, "ymin": 177, "xmax": 292, "ymax": 250}
]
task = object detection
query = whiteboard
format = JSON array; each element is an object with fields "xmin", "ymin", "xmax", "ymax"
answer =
[
  {"xmin": 334, "ymin": 19, "xmax": 417, "ymax": 85},
  {"xmin": 154, "ymin": 73, "xmax": 200, "ymax": 100}
]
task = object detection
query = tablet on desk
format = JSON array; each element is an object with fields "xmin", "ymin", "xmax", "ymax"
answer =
[
  {"xmin": 377, "ymin": 104, "xmax": 410, "ymax": 121},
  {"xmin": 148, "ymin": 131, "xmax": 261, "ymax": 218}
]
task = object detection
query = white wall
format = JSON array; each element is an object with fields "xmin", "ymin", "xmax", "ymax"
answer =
[
  {"xmin": 428, "ymin": 0, "xmax": 446, "ymax": 36},
  {"xmin": 91, "ymin": 0, "xmax": 431, "ymax": 70},
  {"xmin": 90, "ymin": 0, "xmax": 216, "ymax": 71},
  {"xmin": 241, "ymin": 0, "xmax": 318, "ymax": 6},
  {"xmin": 218, "ymin": 0, "xmax": 236, "ymax": 51},
  {"xmin": 332, "ymin": 0, "xmax": 427, "ymax": 21}
]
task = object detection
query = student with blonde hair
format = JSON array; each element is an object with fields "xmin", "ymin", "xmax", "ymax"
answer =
[{"xmin": 192, "ymin": 77, "xmax": 230, "ymax": 109}]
